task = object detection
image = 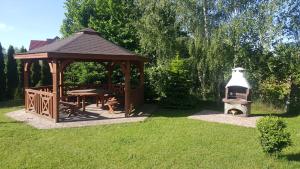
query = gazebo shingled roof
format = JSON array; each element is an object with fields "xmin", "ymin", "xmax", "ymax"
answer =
[
  {"xmin": 15, "ymin": 28, "xmax": 146, "ymax": 123},
  {"xmin": 15, "ymin": 28, "xmax": 147, "ymax": 61}
]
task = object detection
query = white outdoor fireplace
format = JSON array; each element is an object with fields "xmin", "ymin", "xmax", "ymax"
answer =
[{"xmin": 223, "ymin": 67, "xmax": 252, "ymax": 116}]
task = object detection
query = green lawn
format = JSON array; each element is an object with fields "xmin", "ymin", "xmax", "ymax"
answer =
[{"xmin": 1, "ymin": 100, "xmax": 300, "ymax": 169}]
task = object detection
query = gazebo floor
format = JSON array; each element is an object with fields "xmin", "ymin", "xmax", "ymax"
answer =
[
  {"xmin": 6, "ymin": 104, "xmax": 157, "ymax": 129},
  {"xmin": 60, "ymin": 104, "xmax": 127, "ymax": 122}
]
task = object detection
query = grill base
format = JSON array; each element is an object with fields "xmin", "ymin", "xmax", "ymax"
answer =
[{"xmin": 224, "ymin": 102, "xmax": 251, "ymax": 116}]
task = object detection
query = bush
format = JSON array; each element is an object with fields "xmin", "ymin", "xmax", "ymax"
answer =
[
  {"xmin": 145, "ymin": 55, "xmax": 195, "ymax": 108},
  {"xmin": 259, "ymin": 76, "xmax": 290, "ymax": 107},
  {"xmin": 144, "ymin": 67, "xmax": 160, "ymax": 102},
  {"xmin": 256, "ymin": 116, "xmax": 292, "ymax": 156},
  {"xmin": 64, "ymin": 62, "xmax": 106, "ymax": 86},
  {"xmin": 161, "ymin": 70, "xmax": 194, "ymax": 108}
]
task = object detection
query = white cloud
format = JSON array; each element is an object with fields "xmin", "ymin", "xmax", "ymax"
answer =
[{"xmin": 0, "ymin": 22, "xmax": 14, "ymax": 32}]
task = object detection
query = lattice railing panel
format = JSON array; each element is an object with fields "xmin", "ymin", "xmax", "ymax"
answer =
[{"xmin": 25, "ymin": 89, "xmax": 54, "ymax": 119}]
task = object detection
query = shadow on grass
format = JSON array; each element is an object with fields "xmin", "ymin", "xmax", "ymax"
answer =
[
  {"xmin": 150, "ymin": 100, "xmax": 223, "ymax": 118},
  {"xmin": 0, "ymin": 121, "xmax": 24, "ymax": 124},
  {"xmin": 250, "ymin": 112, "xmax": 300, "ymax": 118},
  {"xmin": 282, "ymin": 153, "xmax": 300, "ymax": 162},
  {"xmin": 150, "ymin": 100, "xmax": 300, "ymax": 119},
  {"xmin": 279, "ymin": 111, "xmax": 300, "ymax": 118},
  {"xmin": 0, "ymin": 100, "xmax": 24, "ymax": 109}
]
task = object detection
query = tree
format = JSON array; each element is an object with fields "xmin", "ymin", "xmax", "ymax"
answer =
[
  {"xmin": 61, "ymin": 0, "xmax": 141, "ymax": 86},
  {"xmin": 31, "ymin": 61, "xmax": 41, "ymax": 87},
  {"xmin": 59, "ymin": 0, "xmax": 300, "ymax": 108},
  {"xmin": 41, "ymin": 61, "xmax": 52, "ymax": 86},
  {"xmin": 136, "ymin": 0, "xmax": 179, "ymax": 63},
  {"xmin": 61, "ymin": 0, "xmax": 140, "ymax": 51},
  {"xmin": 16, "ymin": 46, "xmax": 27, "ymax": 98},
  {"xmin": 6, "ymin": 46, "xmax": 18, "ymax": 99},
  {"xmin": 0, "ymin": 43, "xmax": 6, "ymax": 100}
]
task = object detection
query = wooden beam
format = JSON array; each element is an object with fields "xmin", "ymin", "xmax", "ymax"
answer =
[
  {"xmin": 60, "ymin": 60, "xmax": 73, "ymax": 71},
  {"xmin": 14, "ymin": 52, "xmax": 149, "ymax": 62},
  {"xmin": 139, "ymin": 62, "xmax": 144, "ymax": 88},
  {"xmin": 139, "ymin": 62, "xmax": 145, "ymax": 105},
  {"xmin": 23, "ymin": 61, "xmax": 31, "ymax": 110},
  {"xmin": 124, "ymin": 61, "xmax": 131, "ymax": 117},
  {"xmin": 59, "ymin": 66, "xmax": 64, "ymax": 99},
  {"xmin": 48, "ymin": 52, "xmax": 148, "ymax": 62},
  {"xmin": 14, "ymin": 53, "xmax": 48, "ymax": 59},
  {"xmin": 48, "ymin": 62, "xmax": 53, "ymax": 73},
  {"xmin": 120, "ymin": 62, "xmax": 126, "ymax": 74},
  {"xmin": 52, "ymin": 60, "xmax": 59, "ymax": 122},
  {"xmin": 24, "ymin": 61, "xmax": 32, "ymax": 72},
  {"xmin": 106, "ymin": 62, "xmax": 114, "ymax": 90}
]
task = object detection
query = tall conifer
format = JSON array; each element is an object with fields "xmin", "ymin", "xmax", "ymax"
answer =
[
  {"xmin": 31, "ymin": 61, "xmax": 41, "ymax": 87},
  {"xmin": 16, "ymin": 46, "xmax": 27, "ymax": 98},
  {"xmin": 6, "ymin": 46, "xmax": 18, "ymax": 99},
  {"xmin": 41, "ymin": 61, "xmax": 52, "ymax": 85},
  {"xmin": 0, "ymin": 43, "xmax": 6, "ymax": 100}
]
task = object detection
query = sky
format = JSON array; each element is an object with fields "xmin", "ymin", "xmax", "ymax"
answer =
[{"xmin": 0, "ymin": 0, "xmax": 65, "ymax": 50}]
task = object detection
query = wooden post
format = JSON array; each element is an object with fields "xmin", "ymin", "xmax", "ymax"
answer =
[
  {"xmin": 24, "ymin": 61, "xmax": 31, "ymax": 110},
  {"xmin": 24, "ymin": 61, "xmax": 30, "ymax": 90},
  {"xmin": 59, "ymin": 64, "xmax": 64, "ymax": 99},
  {"xmin": 139, "ymin": 62, "xmax": 144, "ymax": 105},
  {"xmin": 124, "ymin": 61, "xmax": 131, "ymax": 117},
  {"xmin": 59, "ymin": 60, "xmax": 72, "ymax": 100},
  {"xmin": 107, "ymin": 63, "xmax": 113, "ymax": 90},
  {"xmin": 51, "ymin": 60, "xmax": 59, "ymax": 122},
  {"xmin": 59, "ymin": 71, "xmax": 64, "ymax": 99}
]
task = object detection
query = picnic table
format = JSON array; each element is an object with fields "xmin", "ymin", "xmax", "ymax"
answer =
[{"xmin": 67, "ymin": 89, "xmax": 110, "ymax": 111}]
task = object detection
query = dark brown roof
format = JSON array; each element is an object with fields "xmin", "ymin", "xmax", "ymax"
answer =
[{"xmin": 27, "ymin": 28, "xmax": 135, "ymax": 56}]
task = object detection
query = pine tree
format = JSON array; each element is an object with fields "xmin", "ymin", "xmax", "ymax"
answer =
[
  {"xmin": 6, "ymin": 46, "xmax": 18, "ymax": 99},
  {"xmin": 31, "ymin": 61, "xmax": 41, "ymax": 87},
  {"xmin": 0, "ymin": 43, "xmax": 6, "ymax": 101},
  {"xmin": 41, "ymin": 60, "xmax": 52, "ymax": 85}
]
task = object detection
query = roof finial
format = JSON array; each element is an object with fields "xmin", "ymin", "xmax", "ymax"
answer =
[{"xmin": 78, "ymin": 28, "xmax": 98, "ymax": 35}]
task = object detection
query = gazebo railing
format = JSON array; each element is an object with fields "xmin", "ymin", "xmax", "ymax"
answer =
[
  {"xmin": 31, "ymin": 85, "xmax": 53, "ymax": 93},
  {"xmin": 24, "ymin": 83, "xmax": 142, "ymax": 120},
  {"xmin": 25, "ymin": 88, "xmax": 54, "ymax": 119}
]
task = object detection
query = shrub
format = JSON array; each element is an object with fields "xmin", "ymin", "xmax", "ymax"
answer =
[
  {"xmin": 144, "ymin": 67, "xmax": 160, "ymax": 102},
  {"xmin": 145, "ymin": 55, "xmax": 195, "ymax": 108},
  {"xmin": 288, "ymin": 83, "xmax": 300, "ymax": 115},
  {"xmin": 256, "ymin": 116, "xmax": 292, "ymax": 156},
  {"xmin": 259, "ymin": 76, "xmax": 290, "ymax": 107}
]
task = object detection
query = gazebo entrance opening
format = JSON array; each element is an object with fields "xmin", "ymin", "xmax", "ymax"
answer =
[{"xmin": 15, "ymin": 28, "xmax": 147, "ymax": 123}]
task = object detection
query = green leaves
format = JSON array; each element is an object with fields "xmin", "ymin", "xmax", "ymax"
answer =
[
  {"xmin": 257, "ymin": 116, "xmax": 292, "ymax": 156},
  {"xmin": 0, "ymin": 43, "xmax": 6, "ymax": 101},
  {"xmin": 59, "ymin": 0, "xmax": 300, "ymax": 107},
  {"xmin": 145, "ymin": 55, "xmax": 194, "ymax": 108},
  {"xmin": 6, "ymin": 46, "xmax": 18, "ymax": 99},
  {"xmin": 136, "ymin": 0, "xmax": 178, "ymax": 62},
  {"xmin": 61, "ymin": 0, "xmax": 139, "ymax": 51},
  {"xmin": 64, "ymin": 62, "xmax": 106, "ymax": 87}
]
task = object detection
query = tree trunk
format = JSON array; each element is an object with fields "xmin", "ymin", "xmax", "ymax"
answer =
[{"xmin": 203, "ymin": 0, "xmax": 209, "ymax": 43}]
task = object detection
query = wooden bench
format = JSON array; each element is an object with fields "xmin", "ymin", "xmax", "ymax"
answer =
[
  {"xmin": 106, "ymin": 97, "xmax": 120, "ymax": 113},
  {"xmin": 59, "ymin": 101, "xmax": 79, "ymax": 117}
]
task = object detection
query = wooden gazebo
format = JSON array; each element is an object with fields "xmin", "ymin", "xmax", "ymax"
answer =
[{"xmin": 15, "ymin": 28, "xmax": 147, "ymax": 122}]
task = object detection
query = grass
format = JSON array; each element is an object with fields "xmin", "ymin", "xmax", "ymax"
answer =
[
  {"xmin": 251, "ymin": 101, "xmax": 285, "ymax": 115},
  {"xmin": 0, "ymin": 100, "xmax": 300, "ymax": 169}
]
